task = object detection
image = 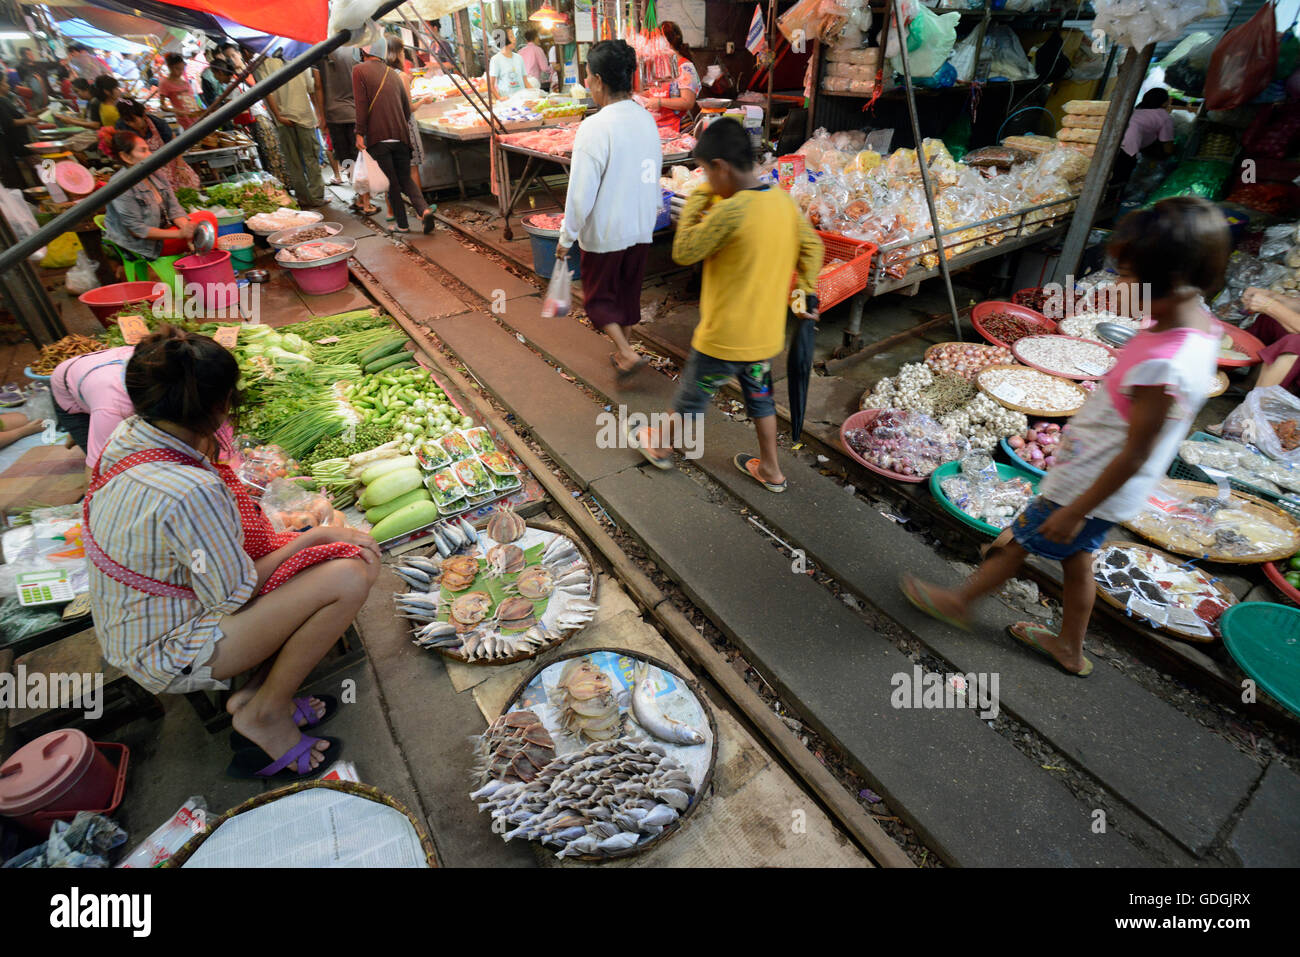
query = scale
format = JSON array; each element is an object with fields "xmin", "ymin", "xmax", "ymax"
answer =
[{"xmin": 16, "ymin": 569, "xmax": 75, "ymax": 607}]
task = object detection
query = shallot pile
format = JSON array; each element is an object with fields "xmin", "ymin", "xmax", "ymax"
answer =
[
  {"xmin": 1007, "ymin": 422, "xmax": 1064, "ymax": 470},
  {"xmin": 925, "ymin": 342, "xmax": 1013, "ymax": 380},
  {"xmin": 844, "ymin": 409, "xmax": 968, "ymax": 478}
]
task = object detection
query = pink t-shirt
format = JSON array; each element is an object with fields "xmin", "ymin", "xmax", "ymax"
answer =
[
  {"xmin": 52, "ymin": 347, "xmax": 136, "ymax": 468},
  {"xmin": 1121, "ymin": 107, "xmax": 1174, "ymax": 158},
  {"xmin": 51, "ymin": 345, "xmax": 240, "ymax": 469},
  {"xmin": 519, "ymin": 43, "xmax": 549, "ymax": 82},
  {"xmin": 1038, "ymin": 325, "xmax": 1219, "ymax": 523}
]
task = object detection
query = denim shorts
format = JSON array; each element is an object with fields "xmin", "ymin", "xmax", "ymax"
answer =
[
  {"xmin": 1011, "ymin": 497, "xmax": 1114, "ymax": 561},
  {"xmin": 672, "ymin": 350, "xmax": 777, "ymax": 420}
]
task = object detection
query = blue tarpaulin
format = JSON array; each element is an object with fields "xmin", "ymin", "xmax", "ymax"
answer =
[{"xmin": 55, "ymin": 18, "xmax": 154, "ymax": 54}]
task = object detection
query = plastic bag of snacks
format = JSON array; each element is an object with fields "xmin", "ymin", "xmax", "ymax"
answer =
[
  {"xmin": 844, "ymin": 408, "xmax": 969, "ymax": 478},
  {"xmin": 259, "ymin": 477, "xmax": 343, "ymax": 533},
  {"xmin": 1218, "ymin": 386, "xmax": 1300, "ymax": 467},
  {"xmin": 236, "ymin": 444, "xmax": 301, "ymax": 496}
]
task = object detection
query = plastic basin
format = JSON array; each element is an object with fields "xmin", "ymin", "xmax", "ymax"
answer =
[
  {"xmin": 971, "ymin": 300, "xmax": 1057, "ymax": 349},
  {"xmin": 174, "ymin": 250, "xmax": 236, "ymax": 310},
  {"xmin": 79, "ymin": 280, "xmax": 166, "ymax": 326},
  {"xmin": 1220, "ymin": 602, "xmax": 1300, "ymax": 717},
  {"xmin": 520, "ymin": 217, "xmax": 580, "ymax": 279},
  {"xmin": 929, "ymin": 459, "xmax": 1040, "ymax": 538},
  {"xmin": 287, "ymin": 258, "xmax": 350, "ymax": 296}
]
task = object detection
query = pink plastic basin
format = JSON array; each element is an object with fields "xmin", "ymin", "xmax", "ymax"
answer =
[
  {"xmin": 287, "ymin": 258, "xmax": 350, "ymax": 296},
  {"xmin": 79, "ymin": 280, "xmax": 167, "ymax": 326},
  {"xmin": 174, "ymin": 250, "xmax": 237, "ymax": 309}
]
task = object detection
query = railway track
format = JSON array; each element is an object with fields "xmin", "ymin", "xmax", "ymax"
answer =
[{"xmin": 342, "ymin": 215, "xmax": 1298, "ymax": 867}]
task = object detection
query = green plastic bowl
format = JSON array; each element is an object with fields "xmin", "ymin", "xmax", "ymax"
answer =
[
  {"xmin": 1220, "ymin": 602, "xmax": 1300, "ymax": 717},
  {"xmin": 929, "ymin": 459, "xmax": 1040, "ymax": 538}
]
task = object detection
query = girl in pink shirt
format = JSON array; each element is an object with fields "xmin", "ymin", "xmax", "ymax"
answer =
[{"xmin": 902, "ymin": 198, "xmax": 1231, "ymax": 677}]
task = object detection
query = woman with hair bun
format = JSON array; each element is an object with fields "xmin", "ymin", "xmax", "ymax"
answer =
[
  {"xmin": 86, "ymin": 326, "xmax": 381, "ymax": 780},
  {"xmin": 556, "ymin": 40, "xmax": 663, "ymax": 379}
]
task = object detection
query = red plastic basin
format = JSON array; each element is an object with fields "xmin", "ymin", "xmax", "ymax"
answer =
[{"xmin": 79, "ymin": 281, "xmax": 167, "ymax": 327}]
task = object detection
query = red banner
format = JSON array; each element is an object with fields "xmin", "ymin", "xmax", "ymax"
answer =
[{"xmin": 162, "ymin": 0, "xmax": 331, "ymax": 43}]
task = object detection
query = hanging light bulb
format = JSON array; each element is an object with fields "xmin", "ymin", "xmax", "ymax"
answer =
[{"xmin": 529, "ymin": 5, "xmax": 569, "ymax": 30}]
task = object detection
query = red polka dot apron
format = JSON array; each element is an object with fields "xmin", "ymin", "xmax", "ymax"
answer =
[{"xmin": 83, "ymin": 448, "xmax": 362, "ymax": 599}]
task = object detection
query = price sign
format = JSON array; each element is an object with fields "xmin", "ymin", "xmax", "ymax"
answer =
[
  {"xmin": 213, "ymin": 326, "xmax": 240, "ymax": 349},
  {"xmin": 118, "ymin": 315, "xmax": 150, "ymax": 345},
  {"xmin": 997, "ymin": 386, "xmax": 1027, "ymax": 406},
  {"xmin": 1073, "ymin": 358, "xmax": 1110, "ymax": 378}
]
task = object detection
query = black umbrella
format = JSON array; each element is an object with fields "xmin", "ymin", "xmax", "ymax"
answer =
[{"xmin": 786, "ymin": 313, "xmax": 816, "ymax": 446}]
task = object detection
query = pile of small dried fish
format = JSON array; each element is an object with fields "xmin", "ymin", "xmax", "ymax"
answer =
[
  {"xmin": 471, "ymin": 736, "xmax": 697, "ymax": 858},
  {"xmin": 31, "ymin": 334, "xmax": 105, "ymax": 375}
]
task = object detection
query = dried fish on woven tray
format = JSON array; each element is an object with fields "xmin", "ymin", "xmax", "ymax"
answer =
[
  {"xmin": 470, "ymin": 735, "xmax": 697, "ymax": 858},
  {"xmin": 473, "ymin": 710, "xmax": 556, "ymax": 785}
]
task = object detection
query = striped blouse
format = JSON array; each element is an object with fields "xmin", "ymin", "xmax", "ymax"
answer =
[{"xmin": 87, "ymin": 416, "xmax": 257, "ymax": 693}]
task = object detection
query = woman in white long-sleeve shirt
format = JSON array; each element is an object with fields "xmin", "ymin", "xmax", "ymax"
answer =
[{"xmin": 555, "ymin": 40, "xmax": 663, "ymax": 379}]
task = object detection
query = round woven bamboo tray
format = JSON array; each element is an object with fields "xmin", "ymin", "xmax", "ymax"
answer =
[
  {"xmin": 490, "ymin": 647, "xmax": 719, "ymax": 863},
  {"xmin": 403, "ymin": 520, "xmax": 598, "ymax": 667},
  {"xmin": 1208, "ymin": 370, "xmax": 1230, "ymax": 398},
  {"xmin": 1011, "ymin": 333, "xmax": 1117, "ymax": 381},
  {"xmin": 164, "ymin": 780, "xmax": 437, "ymax": 867},
  {"xmin": 976, "ymin": 364, "xmax": 1089, "ymax": 417},
  {"xmin": 1092, "ymin": 541, "xmax": 1235, "ymax": 643},
  {"xmin": 1121, "ymin": 480, "xmax": 1300, "ymax": 564}
]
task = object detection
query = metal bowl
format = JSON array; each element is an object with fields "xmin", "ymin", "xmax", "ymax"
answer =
[
  {"xmin": 267, "ymin": 220, "xmax": 342, "ymax": 249},
  {"xmin": 1095, "ymin": 321, "xmax": 1137, "ymax": 348},
  {"xmin": 275, "ymin": 237, "xmax": 356, "ymax": 270}
]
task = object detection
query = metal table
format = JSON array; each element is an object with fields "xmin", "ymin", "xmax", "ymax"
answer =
[{"xmin": 494, "ymin": 138, "xmax": 692, "ymax": 241}]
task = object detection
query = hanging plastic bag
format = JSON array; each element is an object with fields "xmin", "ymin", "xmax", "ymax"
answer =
[
  {"xmin": 64, "ymin": 252, "xmax": 98, "ymax": 295},
  {"xmin": 1204, "ymin": 3, "xmax": 1279, "ymax": 112},
  {"xmin": 39, "ymin": 232, "xmax": 81, "ymax": 270},
  {"xmin": 352, "ymin": 149, "xmax": 388, "ymax": 196},
  {"xmin": 541, "ymin": 263, "xmax": 572, "ymax": 317},
  {"xmin": 0, "ymin": 188, "xmax": 48, "ymax": 263},
  {"xmin": 890, "ymin": 7, "xmax": 959, "ymax": 79}
]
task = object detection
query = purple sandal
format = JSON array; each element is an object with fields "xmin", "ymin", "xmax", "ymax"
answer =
[
  {"xmin": 230, "ymin": 694, "xmax": 338, "ymax": 750},
  {"xmin": 226, "ymin": 734, "xmax": 342, "ymax": 780}
]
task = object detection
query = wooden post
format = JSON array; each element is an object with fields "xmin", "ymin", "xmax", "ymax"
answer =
[
  {"xmin": 764, "ymin": 0, "xmax": 777, "ymax": 143},
  {"xmin": 1051, "ymin": 43, "xmax": 1155, "ymax": 287},
  {"xmin": 805, "ymin": 38, "xmax": 820, "ymax": 141}
]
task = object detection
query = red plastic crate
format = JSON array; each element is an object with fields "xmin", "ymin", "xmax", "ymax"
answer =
[{"xmin": 814, "ymin": 232, "xmax": 877, "ymax": 311}]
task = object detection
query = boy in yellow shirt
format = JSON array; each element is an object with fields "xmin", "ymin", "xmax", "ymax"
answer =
[{"xmin": 632, "ymin": 119, "xmax": 823, "ymax": 491}]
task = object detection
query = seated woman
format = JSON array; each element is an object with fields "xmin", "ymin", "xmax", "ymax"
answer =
[
  {"xmin": 103, "ymin": 130, "xmax": 195, "ymax": 263},
  {"xmin": 115, "ymin": 97, "xmax": 199, "ymax": 193},
  {"xmin": 1241, "ymin": 287, "xmax": 1300, "ymax": 390},
  {"xmin": 86, "ymin": 327, "xmax": 381, "ymax": 779}
]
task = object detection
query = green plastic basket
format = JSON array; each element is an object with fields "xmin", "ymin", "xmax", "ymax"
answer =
[
  {"xmin": 929, "ymin": 459, "xmax": 1041, "ymax": 538},
  {"xmin": 1220, "ymin": 602, "xmax": 1300, "ymax": 717},
  {"xmin": 1169, "ymin": 432, "xmax": 1300, "ymax": 521}
]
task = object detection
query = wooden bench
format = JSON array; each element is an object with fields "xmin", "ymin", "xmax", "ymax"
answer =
[{"xmin": 1, "ymin": 627, "xmax": 163, "ymax": 751}]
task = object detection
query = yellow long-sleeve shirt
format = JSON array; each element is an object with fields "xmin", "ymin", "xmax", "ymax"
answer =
[{"xmin": 672, "ymin": 184, "xmax": 824, "ymax": 362}]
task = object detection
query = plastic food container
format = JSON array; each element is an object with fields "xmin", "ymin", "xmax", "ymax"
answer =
[
  {"xmin": 520, "ymin": 216, "xmax": 581, "ymax": 279},
  {"xmin": 175, "ymin": 250, "xmax": 237, "ymax": 310},
  {"xmin": 0, "ymin": 730, "xmax": 129, "ymax": 835}
]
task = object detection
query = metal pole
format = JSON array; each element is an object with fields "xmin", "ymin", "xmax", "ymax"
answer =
[
  {"xmin": 763, "ymin": 0, "xmax": 777, "ymax": 143},
  {"xmin": 0, "ymin": 215, "xmax": 64, "ymax": 346},
  {"xmin": 0, "ymin": 0, "xmax": 411, "ymax": 275},
  {"xmin": 890, "ymin": 0, "xmax": 963, "ymax": 341},
  {"xmin": 1052, "ymin": 43, "xmax": 1155, "ymax": 286}
]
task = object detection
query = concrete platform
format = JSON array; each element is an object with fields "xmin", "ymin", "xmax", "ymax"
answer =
[
  {"xmin": 1227, "ymin": 761, "xmax": 1300, "ymax": 866},
  {"xmin": 351, "ymin": 240, "xmax": 469, "ymax": 319},
  {"xmin": 403, "ymin": 231, "xmax": 538, "ymax": 302}
]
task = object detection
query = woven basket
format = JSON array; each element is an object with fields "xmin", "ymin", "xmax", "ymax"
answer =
[
  {"xmin": 164, "ymin": 779, "xmax": 438, "ymax": 867},
  {"xmin": 495, "ymin": 647, "xmax": 719, "ymax": 863},
  {"xmin": 413, "ymin": 520, "xmax": 598, "ymax": 667},
  {"xmin": 976, "ymin": 364, "xmax": 1088, "ymax": 417},
  {"xmin": 1092, "ymin": 541, "xmax": 1234, "ymax": 643},
  {"xmin": 1122, "ymin": 479, "xmax": 1300, "ymax": 564},
  {"xmin": 217, "ymin": 232, "xmax": 254, "ymax": 250}
]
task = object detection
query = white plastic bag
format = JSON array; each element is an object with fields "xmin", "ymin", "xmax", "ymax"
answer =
[
  {"xmin": 64, "ymin": 252, "xmax": 98, "ymax": 295},
  {"xmin": 541, "ymin": 263, "xmax": 572, "ymax": 317},
  {"xmin": 352, "ymin": 149, "xmax": 388, "ymax": 196},
  {"xmin": 0, "ymin": 188, "xmax": 49, "ymax": 263}
]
